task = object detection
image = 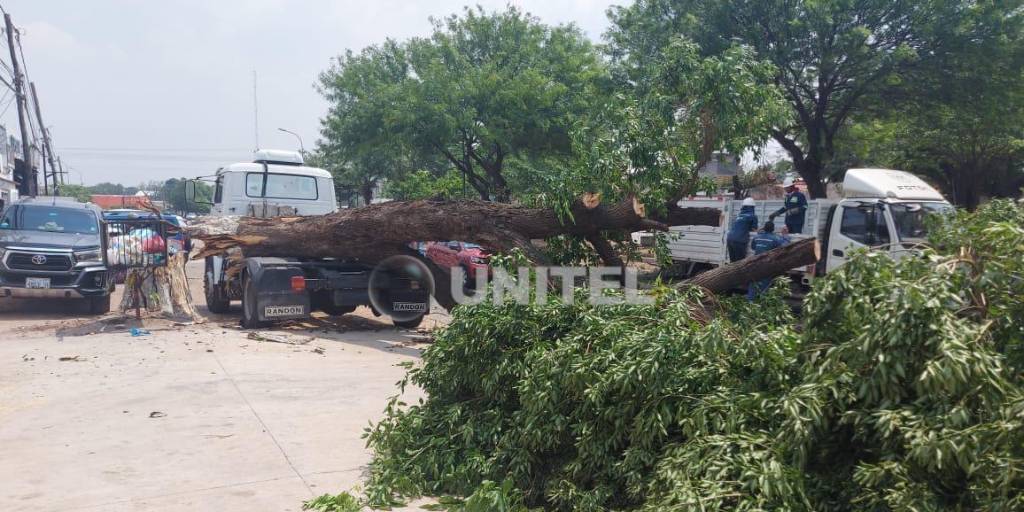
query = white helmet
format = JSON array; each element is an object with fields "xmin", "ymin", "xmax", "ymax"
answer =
[
  {"xmin": 782, "ymin": 177, "xmax": 795, "ymax": 188},
  {"xmin": 742, "ymin": 197, "xmax": 755, "ymax": 207}
]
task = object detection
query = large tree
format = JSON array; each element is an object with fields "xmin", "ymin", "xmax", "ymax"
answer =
[
  {"xmin": 607, "ymin": 0, "xmax": 984, "ymax": 198},
  {"xmin": 317, "ymin": 6, "xmax": 605, "ymax": 202}
]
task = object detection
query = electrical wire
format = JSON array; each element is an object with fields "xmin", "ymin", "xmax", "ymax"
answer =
[
  {"xmin": 0, "ymin": 91, "xmax": 15, "ymax": 118},
  {"xmin": 60, "ymin": 146, "xmax": 251, "ymax": 153}
]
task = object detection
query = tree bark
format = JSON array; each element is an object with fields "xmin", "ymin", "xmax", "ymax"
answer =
[
  {"xmin": 681, "ymin": 238, "xmax": 821, "ymax": 293},
  {"xmin": 119, "ymin": 252, "xmax": 203, "ymax": 322},
  {"xmin": 193, "ymin": 195, "xmax": 712, "ymax": 264}
]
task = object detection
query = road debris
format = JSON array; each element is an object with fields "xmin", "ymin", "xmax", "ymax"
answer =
[
  {"xmin": 246, "ymin": 331, "xmax": 312, "ymax": 345},
  {"xmin": 148, "ymin": 411, "xmax": 166, "ymax": 418},
  {"xmin": 58, "ymin": 355, "xmax": 82, "ymax": 362}
]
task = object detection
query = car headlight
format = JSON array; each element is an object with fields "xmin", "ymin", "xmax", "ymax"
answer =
[{"xmin": 74, "ymin": 249, "xmax": 103, "ymax": 263}]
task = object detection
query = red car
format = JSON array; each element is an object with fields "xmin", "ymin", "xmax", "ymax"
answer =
[{"xmin": 425, "ymin": 241, "xmax": 490, "ymax": 287}]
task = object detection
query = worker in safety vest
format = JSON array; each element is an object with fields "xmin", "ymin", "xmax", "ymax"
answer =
[
  {"xmin": 726, "ymin": 197, "xmax": 759, "ymax": 262},
  {"xmin": 769, "ymin": 177, "xmax": 808, "ymax": 234},
  {"xmin": 747, "ymin": 221, "xmax": 790, "ymax": 300}
]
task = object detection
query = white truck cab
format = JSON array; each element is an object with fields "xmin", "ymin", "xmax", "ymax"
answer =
[
  {"xmin": 669, "ymin": 168, "xmax": 953, "ymax": 285},
  {"xmin": 210, "ymin": 150, "xmax": 337, "ymax": 218},
  {"xmin": 195, "ymin": 150, "xmax": 430, "ymax": 329},
  {"xmin": 823, "ymin": 169, "xmax": 952, "ymax": 273}
]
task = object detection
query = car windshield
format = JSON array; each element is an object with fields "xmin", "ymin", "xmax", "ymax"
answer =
[
  {"xmin": 1, "ymin": 205, "xmax": 99, "ymax": 235},
  {"xmin": 889, "ymin": 202, "xmax": 952, "ymax": 241}
]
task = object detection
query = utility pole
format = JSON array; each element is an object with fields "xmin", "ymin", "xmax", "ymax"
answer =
[
  {"xmin": 5, "ymin": 13, "xmax": 35, "ymax": 196},
  {"xmin": 30, "ymin": 82, "xmax": 60, "ymax": 192}
]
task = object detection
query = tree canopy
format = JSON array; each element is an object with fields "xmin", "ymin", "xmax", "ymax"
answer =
[
  {"xmin": 317, "ymin": 6, "xmax": 605, "ymax": 203},
  {"xmin": 607, "ymin": 0, "xmax": 1022, "ymax": 199}
]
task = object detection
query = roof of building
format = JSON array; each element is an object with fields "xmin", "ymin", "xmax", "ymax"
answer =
[{"xmin": 90, "ymin": 194, "xmax": 162, "ymax": 209}]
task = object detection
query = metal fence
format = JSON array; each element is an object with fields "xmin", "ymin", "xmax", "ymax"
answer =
[{"xmin": 103, "ymin": 218, "xmax": 170, "ymax": 270}]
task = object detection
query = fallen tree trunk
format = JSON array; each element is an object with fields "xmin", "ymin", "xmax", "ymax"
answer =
[
  {"xmin": 191, "ymin": 198, "xmax": 819, "ymax": 313},
  {"xmin": 682, "ymin": 238, "xmax": 821, "ymax": 294},
  {"xmin": 193, "ymin": 196, "xmax": 718, "ymax": 263}
]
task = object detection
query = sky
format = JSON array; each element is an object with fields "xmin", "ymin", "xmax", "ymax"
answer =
[{"xmin": 2, "ymin": 0, "xmax": 620, "ymax": 186}]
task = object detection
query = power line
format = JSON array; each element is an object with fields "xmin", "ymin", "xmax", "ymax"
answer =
[
  {"xmin": 59, "ymin": 146, "xmax": 251, "ymax": 151},
  {"xmin": 0, "ymin": 91, "xmax": 15, "ymax": 118}
]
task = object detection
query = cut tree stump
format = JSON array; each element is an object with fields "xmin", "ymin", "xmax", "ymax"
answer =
[{"xmin": 119, "ymin": 252, "xmax": 203, "ymax": 322}]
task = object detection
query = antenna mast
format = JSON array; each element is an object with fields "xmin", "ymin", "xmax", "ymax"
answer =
[{"xmin": 252, "ymin": 69, "xmax": 259, "ymax": 152}]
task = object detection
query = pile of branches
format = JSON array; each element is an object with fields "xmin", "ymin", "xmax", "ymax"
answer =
[{"xmin": 354, "ymin": 200, "xmax": 1024, "ymax": 510}]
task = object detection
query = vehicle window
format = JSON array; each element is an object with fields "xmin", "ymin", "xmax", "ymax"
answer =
[
  {"xmin": 889, "ymin": 202, "xmax": 951, "ymax": 241},
  {"xmin": 840, "ymin": 204, "xmax": 889, "ymax": 246},
  {"xmin": 447, "ymin": 241, "xmax": 461, "ymax": 250},
  {"xmin": 245, "ymin": 173, "xmax": 318, "ymax": 200},
  {"xmin": 15, "ymin": 206, "xmax": 99, "ymax": 235},
  {"xmin": 213, "ymin": 176, "xmax": 223, "ymax": 203},
  {"xmin": 0, "ymin": 207, "xmax": 13, "ymax": 229}
]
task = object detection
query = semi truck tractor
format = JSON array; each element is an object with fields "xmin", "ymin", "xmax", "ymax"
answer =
[
  {"xmin": 668, "ymin": 168, "xmax": 953, "ymax": 285},
  {"xmin": 194, "ymin": 150, "xmax": 430, "ymax": 329}
]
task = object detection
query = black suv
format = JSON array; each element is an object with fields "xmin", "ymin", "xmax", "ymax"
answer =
[{"xmin": 0, "ymin": 197, "xmax": 112, "ymax": 314}]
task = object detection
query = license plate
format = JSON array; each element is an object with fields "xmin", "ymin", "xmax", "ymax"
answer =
[
  {"xmin": 264, "ymin": 305, "xmax": 304, "ymax": 317},
  {"xmin": 25, "ymin": 277, "xmax": 51, "ymax": 289},
  {"xmin": 392, "ymin": 302, "xmax": 427, "ymax": 313}
]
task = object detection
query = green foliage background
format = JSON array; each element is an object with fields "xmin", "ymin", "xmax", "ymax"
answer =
[{"xmin": 356, "ymin": 200, "xmax": 1024, "ymax": 511}]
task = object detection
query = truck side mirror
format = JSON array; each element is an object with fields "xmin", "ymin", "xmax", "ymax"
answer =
[{"xmin": 185, "ymin": 180, "xmax": 213, "ymax": 207}]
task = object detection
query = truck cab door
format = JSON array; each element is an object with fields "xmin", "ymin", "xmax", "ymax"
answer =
[{"xmin": 826, "ymin": 201, "xmax": 892, "ymax": 273}]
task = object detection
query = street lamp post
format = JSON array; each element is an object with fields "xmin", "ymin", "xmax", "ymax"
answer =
[{"xmin": 278, "ymin": 128, "xmax": 305, "ymax": 153}]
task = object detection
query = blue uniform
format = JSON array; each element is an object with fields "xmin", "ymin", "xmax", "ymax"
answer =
[
  {"xmin": 747, "ymin": 231, "xmax": 790, "ymax": 300},
  {"xmin": 726, "ymin": 205, "xmax": 758, "ymax": 262},
  {"xmin": 773, "ymin": 191, "xmax": 808, "ymax": 234}
]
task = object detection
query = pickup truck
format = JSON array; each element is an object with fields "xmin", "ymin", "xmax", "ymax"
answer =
[
  {"xmin": 0, "ymin": 196, "xmax": 113, "ymax": 314},
  {"xmin": 193, "ymin": 150, "xmax": 431, "ymax": 329},
  {"xmin": 668, "ymin": 168, "xmax": 954, "ymax": 285}
]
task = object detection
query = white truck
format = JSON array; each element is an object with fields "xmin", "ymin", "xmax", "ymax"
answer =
[
  {"xmin": 191, "ymin": 150, "xmax": 430, "ymax": 328},
  {"xmin": 668, "ymin": 168, "xmax": 953, "ymax": 285}
]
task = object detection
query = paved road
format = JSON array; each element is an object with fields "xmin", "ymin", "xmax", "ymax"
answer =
[{"xmin": 0, "ymin": 259, "xmax": 437, "ymax": 511}]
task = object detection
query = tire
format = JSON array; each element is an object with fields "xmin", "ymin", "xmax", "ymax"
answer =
[
  {"xmin": 204, "ymin": 257, "xmax": 231, "ymax": 314},
  {"xmin": 240, "ymin": 274, "xmax": 267, "ymax": 329},
  {"xmin": 87, "ymin": 295, "xmax": 111, "ymax": 315},
  {"xmin": 392, "ymin": 314, "xmax": 425, "ymax": 330}
]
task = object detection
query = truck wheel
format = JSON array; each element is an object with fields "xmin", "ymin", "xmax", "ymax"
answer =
[
  {"xmin": 392, "ymin": 314, "xmax": 425, "ymax": 330},
  {"xmin": 461, "ymin": 265, "xmax": 474, "ymax": 290},
  {"xmin": 241, "ymin": 274, "xmax": 267, "ymax": 329},
  {"xmin": 88, "ymin": 295, "xmax": 111, "ymax": 315},
  {"xmin": 204, "ymin": 258, "xmax": 231, "ymax": 314}
]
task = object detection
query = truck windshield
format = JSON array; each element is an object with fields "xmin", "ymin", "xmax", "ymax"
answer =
[
  {"xmin": 0, "ymin": 206, "xmax": 99, "ymax": 235},
  {"xmin": 889, "ymin": 202, "xmax": 952, "ymax": 241},
  {"xmin": 245, "ymin": 172, "xmax": 318, "ymax": 200}
]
